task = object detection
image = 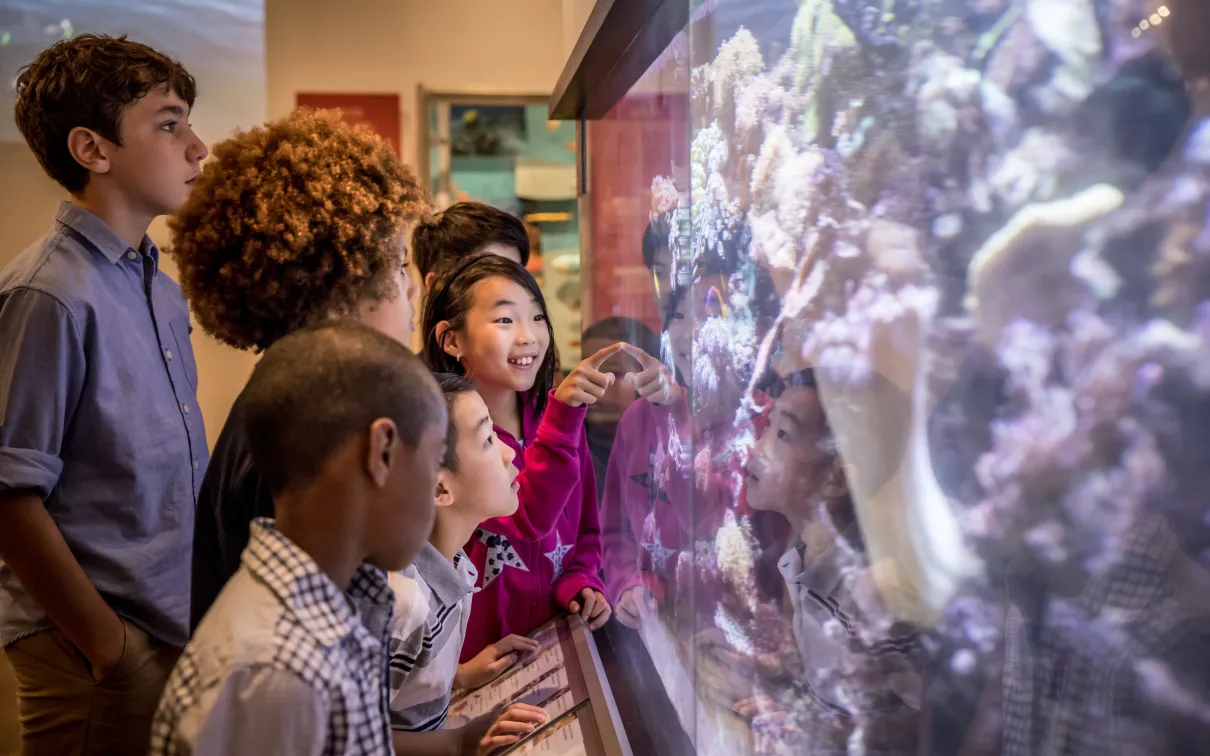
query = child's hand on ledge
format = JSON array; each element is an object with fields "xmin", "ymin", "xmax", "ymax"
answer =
[
  {"xmin": 463, "ymin": 703, "xmax": 547, "ymax": 756},
  {"xmin": 455, "ymin": 634, "xmax": 541, "ymax": 690},
  {"xmin": 567, "ymin": 588, "xmax": 612, "ymax": 630}
]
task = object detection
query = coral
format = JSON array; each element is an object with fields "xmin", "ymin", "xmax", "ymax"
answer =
[
  {"xmin": 910, "ymin": 47, "xmax": 982, "ymax": 153},
  {"xmin": 965, "ymin": 183, "xmax": 1125, "ymax": 343},
  {"xmin": 1024, "ymin": 0, "xmax": 1101, "ymax": 69},
  {"xmin": 647, "ymin": 3, "xmax": 1210, "ymax": 750}
]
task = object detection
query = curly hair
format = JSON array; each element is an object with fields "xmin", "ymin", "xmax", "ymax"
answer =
[
  {"xmin": 170, "ymin": 108, "xmax": 428, "ymax": 351},
  {"xmin": 15, "ymin": 34, "xmax": 197, "ymax": 194}
]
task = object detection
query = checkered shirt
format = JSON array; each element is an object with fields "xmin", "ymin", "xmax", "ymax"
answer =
[
  {"xmin": 1002, "ymin": 516, "xmax": 1210, "ymax": 756},
  {"xmin": 150, "ymin": 518, "xmax": 396, "ymax": 755}
]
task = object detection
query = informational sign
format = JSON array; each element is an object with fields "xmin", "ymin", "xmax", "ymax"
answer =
[
  {"xmin": 295, "ymin": 92, "xmax": 402, "ymax": 156},
  {"xmin": 445, "ymin": 616, "xmax": 627, "ymax": 756}
]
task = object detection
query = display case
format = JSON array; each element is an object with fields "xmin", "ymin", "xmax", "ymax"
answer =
[{"xmin": 555, "ymin": 1, "xmax": 1210, "ymax": 754}]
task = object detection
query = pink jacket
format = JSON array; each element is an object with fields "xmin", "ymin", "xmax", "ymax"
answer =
[
  {"xmin": 461, "ymin": 392, "xmax": 605, "ymax": 662},
  {"xmin": 600, "ymin": 394, "xmax": 776, "ymax": 626}
]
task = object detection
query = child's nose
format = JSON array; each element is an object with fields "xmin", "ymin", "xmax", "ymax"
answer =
[{"xmin": 516, "ymin": 322, "xmax": 536, "ymax": 345}]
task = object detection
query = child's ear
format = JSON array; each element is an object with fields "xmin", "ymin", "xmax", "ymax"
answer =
[
  {"xmin": 366, "ymin": 418, "xmax": 397, "ymax": 488},
  {"xmin": 424, "ymin": 271, "xmax": 437, "ymax": 291},
  {"xmin": 67, "ymin": 127, "xmax": 111, "ymax": 177},
  {"xmin": 434, "ymin": 471, "xmax": 455, "ymax": 509},
  {"xmin": 436, "ymin": 321, "xmax": 460, "ymax": 360}
]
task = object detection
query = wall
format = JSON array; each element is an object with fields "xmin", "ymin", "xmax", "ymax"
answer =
[
  {"xmin": 0, "ymin": 0, "xmax": 573, "ymax": 449},
  {"xmin": 267, "ymin": 0, "xmax": 568, "ymax": 169}
]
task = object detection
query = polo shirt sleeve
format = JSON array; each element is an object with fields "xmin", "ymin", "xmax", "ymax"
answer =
[{"xmin": 0, "ymin": 288, "xmax": 86, "ymax": 499}]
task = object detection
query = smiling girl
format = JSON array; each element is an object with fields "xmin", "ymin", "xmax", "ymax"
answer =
[{"xmin": 422, "ymin": 253, "xmax": 625, "ymax": 660}]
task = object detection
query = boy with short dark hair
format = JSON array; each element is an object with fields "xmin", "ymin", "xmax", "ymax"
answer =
[
  {"xmin": 151, "ymin": 321, "xmax": 448, "ymax": 756},
  {"xmin": 412, "ymin": 202, "xmax": 531, "ymax": 290},
  {"xmin": 0, "ymin": 34, "xmax": 209, "ymax": 755},
  {"xmin": 388, "ymin": 373, "xmax": 546, "ymax": 755}
]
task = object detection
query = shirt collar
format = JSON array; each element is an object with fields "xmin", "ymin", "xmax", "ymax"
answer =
[
  {"xmin": 243, "ymin": 517, "xmax": 394, "ymax": 648},
  {"xmin": 412, "ymin": 543, "xmax": 477, "ymax": 607},
  {"xmin": 55, "ymin": 201, "xmax": 160, "ymax": 266},
  {"xmin": 779, "ymin": 536, "xmax": 848, "ymax": 599}
]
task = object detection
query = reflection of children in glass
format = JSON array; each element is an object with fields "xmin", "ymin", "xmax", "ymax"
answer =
[
  {"xmin": 581, "ymin": 317, "xmax": 662, "ymax": 499},
  {"xmin": 743, "ymin": 369, "xmax": 924, "ymax": 753},
  {"xmin": 601, "ymin": 264, "xmax": 766, "ymax": 630}
]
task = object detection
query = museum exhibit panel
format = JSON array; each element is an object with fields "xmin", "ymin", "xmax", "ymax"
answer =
[{"xmin": 552, "ymin": 0, "xmax": 1210, "ymax": 754}]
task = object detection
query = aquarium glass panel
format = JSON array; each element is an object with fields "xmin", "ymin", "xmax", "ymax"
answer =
[{"xmin": 587, "ymin": 0, "xmax": 1210, "ymax": 753}]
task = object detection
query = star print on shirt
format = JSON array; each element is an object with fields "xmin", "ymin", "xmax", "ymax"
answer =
[
  {"xmin": 642, "ymin": 532, "xmax": 677, "ymax": 574},
  {"xmin": 544, "ymin": 532, "xmax": 573, "ymax": 583},
  {"xmin": 478, "ymin": 528, "xmax": 528, "ymax": 588},
  {"xmin": 629, "ymin": 447, "xmax": 671, "ymax": 508},
  {"xmin": 640, "ymin": 511, "xmax": 676, "ymax": 575}
]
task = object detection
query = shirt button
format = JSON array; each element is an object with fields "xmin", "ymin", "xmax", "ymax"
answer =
[
  {"xmin": 182, "ymin": 403, "xmax": 190, "ymax": 414},
  {"xmin": 166, "ymin": 349, "xmax": 174, "ymax": 361},
  {"xmin": 127, "ymin": 251, "xmax": 137, "ymax": 260},
  {"xmin": 193, "ymin": 460, "xmax": 199, "ymax": 469}
]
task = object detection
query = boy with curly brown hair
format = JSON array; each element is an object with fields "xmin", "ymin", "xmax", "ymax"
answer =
[
  {"xmin": 0, "ymin": 35, "xmax": 209, "ymax": 755},
  {"xmin": 175, "ymin": 108, "xmax": 430, "ymax": 630}
]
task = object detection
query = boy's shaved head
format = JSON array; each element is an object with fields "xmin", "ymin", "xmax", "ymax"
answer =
[{"xmin": 242, "ymin": 320, "xmax": 443, "ymax": 496}]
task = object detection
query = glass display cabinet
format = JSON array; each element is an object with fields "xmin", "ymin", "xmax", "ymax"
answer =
[{"xmin": 552, "ymin": 0, "xmax": 1210, "ymax": 754}]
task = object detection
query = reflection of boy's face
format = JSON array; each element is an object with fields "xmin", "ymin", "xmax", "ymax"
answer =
[
  {"xmin": 665, "ymin": 274, "xmax": 728, "ymax": 380},
  {"xmin": 746, "ymin": 386, "xmax": 835, "ymax": 515},
  {"xmin": 439, "ymin": 390, "xmax": 520, "ymax": 521}
]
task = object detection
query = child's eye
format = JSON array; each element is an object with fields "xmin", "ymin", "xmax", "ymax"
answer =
[
  {"xmin": 534, "ymin": 314, "xmax": 546, "ymax": 322},
  {"xmin": 161, "ymin": 121, "xmax": 178, "ymax": 132},
  {"xmin": 495, "ymin": 317, "xmax": 513, "ymax": 325},
  {"xmin": 485, "ymin": 434, "xmax": 494, "ymax": 447},
  {"xmin": 777, "ymin": 429, "xmax": 789, "ymax": 441}
]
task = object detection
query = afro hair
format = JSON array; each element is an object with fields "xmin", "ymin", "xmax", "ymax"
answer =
[{"xmin": 169, "ymin": 108, "xmax": 428, "ymax": 351}]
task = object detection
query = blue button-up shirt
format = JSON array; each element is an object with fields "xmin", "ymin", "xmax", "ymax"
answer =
[{"xmin": 0, "ymin": 202, "xmax": 208, "ymax": 647}]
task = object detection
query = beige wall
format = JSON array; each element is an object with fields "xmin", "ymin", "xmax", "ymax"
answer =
[
  {"xmin": 0, "ymin": 0, "xmax": 572, "ymax": 448},
  {"xmin": 268, "ymin": 0, "xmax": 568, "ymax": 168}
]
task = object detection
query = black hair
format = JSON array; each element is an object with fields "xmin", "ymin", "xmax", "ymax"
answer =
[
  {"xmin": 642, "ymin": 215, "xmax": 674, "ymax": 271},
  {"xmin": 412, "ymin": 202, "xmax": 531, "ymax": 281},
  {"xmin": 422, "ymin": 253, "xmax": 557, "ymax": 417},
  {"xmin": 241, "ymin": 320, "xmax": 443, "ymax": 496},
  {"xmin": 581, "ymin": 316, "xmax": 661, "ymax": 363},
  {"xmin": 432, "ymin": 372, "xmax": 477, "ymax": 472}
]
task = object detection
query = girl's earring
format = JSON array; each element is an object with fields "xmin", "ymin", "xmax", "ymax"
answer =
[{"xmin": 455, "ymin": 354, "xmax": 462, "ymax": 363}]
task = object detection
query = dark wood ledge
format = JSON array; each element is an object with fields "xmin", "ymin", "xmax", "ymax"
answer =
[{"xmin": 549, "ymin": 0, "xmax": 688, "ymax": 120}]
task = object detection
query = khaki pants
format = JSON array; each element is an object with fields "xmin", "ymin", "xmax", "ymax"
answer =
[{"xmin": 3, "ymin": 620, "xmax": 180, "ymax": 756}]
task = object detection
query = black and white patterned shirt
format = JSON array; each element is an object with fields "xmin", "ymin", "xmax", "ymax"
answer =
[
  {"xmin": 151, "ymin": 518, "xmax": 396, "ymax": 756},
  {"xmin": 386, "ymin": 543, "xmax": 477, "ymax": 732},
  {"xmin": 1002, "ymin": 516, "xmax": 1210, "ymax": 756}
]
